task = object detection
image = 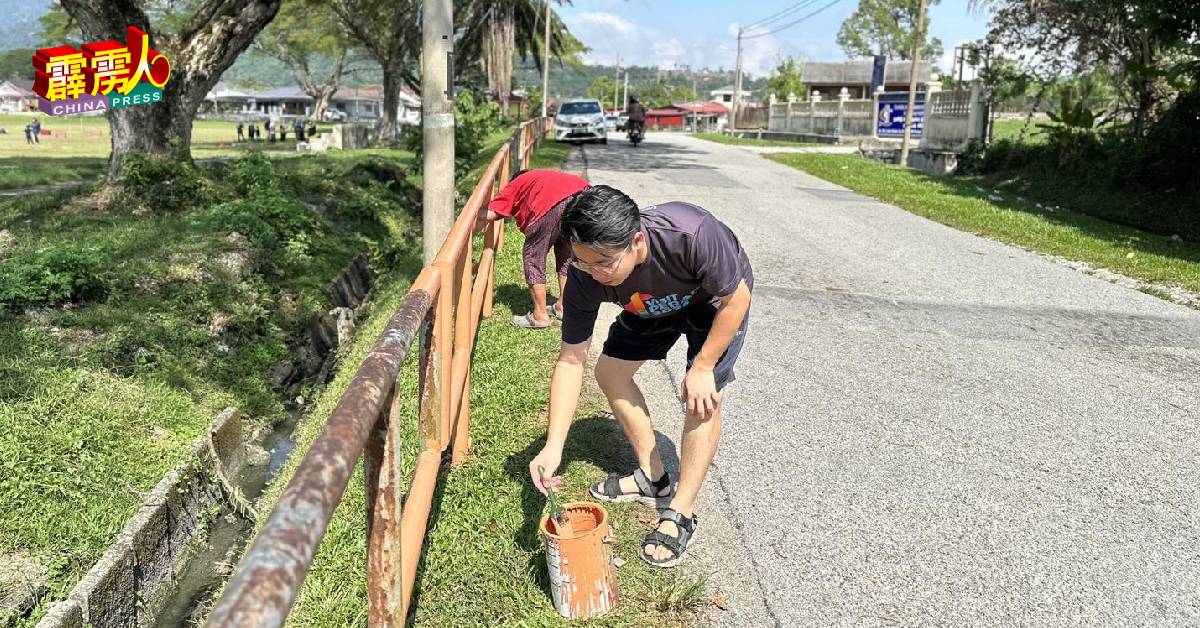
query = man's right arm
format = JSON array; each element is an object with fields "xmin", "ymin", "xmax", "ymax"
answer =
[{"xmin": 528, "ymin": 338, "xmax": 591, "ymax": 494}]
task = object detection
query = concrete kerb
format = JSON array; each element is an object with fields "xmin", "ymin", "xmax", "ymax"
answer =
[{"xmin": 35, "ymin": 408, "xmax": 267, "ymax": 628}]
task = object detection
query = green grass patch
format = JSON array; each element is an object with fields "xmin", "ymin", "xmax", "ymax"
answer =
[
  {"xmin": 0, "ymin": 114, "xmax": 337, "ymax": 190},
  {"xmin": 768, "ymin": 153, "xmax": 1200, "ymax": 293},
  {"xmin": 252, "ymin": 136, "xmax": 704, "ymax": 627},
  {"xmin": 0, "ymin": 148, "xmax": 420, "ymax": 625},
  {"xmin": 692, "ymin": 132, "xmax": 819, "ymax": 148},
  {"xmin": 0, "ymin": 157, "xmax": 105, "ymax": 191},
  {"xmin": 990, "ymin": 118, "xmax": 1048, "ymax": 144}
]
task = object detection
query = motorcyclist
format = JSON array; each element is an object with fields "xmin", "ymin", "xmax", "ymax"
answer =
[{"xmin": 626, "ymin": 96, "xmax": 646, "ymax": 137}]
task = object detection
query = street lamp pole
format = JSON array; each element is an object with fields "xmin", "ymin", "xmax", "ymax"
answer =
[
  {"xmin": 732, "ymin": 27, "xmax": 744, "ymax": 131},
  {"xmin": 541, "ymin": 0, "xmax": 552, "ymax": 117}
]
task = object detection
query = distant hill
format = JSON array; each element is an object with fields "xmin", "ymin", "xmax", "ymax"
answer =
[{"xmin": 0, "ymin": 0, "xmax": 53, "ymax": 50}]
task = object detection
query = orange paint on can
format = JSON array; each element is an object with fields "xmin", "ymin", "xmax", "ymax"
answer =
[{"xmin": 540, "ymin": 502, "xmax": 619, "ymax": 619}]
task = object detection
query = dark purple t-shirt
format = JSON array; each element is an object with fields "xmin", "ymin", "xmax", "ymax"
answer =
[{"xmin": 561, "ymin": 201, "xmax": 753, "ymax": 344}]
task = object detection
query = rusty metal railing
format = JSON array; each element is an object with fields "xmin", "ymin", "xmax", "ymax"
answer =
[{"xmin": 207, "ymin": 117, "xmax": 551, "ymax": 628}]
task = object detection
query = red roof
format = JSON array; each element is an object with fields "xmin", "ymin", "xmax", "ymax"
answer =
[
  {"xmin": 677, "ymin": 102, "xmax": 730, "ymax": 114},
  {"xmin": 647, "ymin": 102, "xmax": 730, "ymax": 116}
]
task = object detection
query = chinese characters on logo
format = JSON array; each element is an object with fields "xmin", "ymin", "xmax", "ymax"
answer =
[{"xmin": 33, "ymin": 26, "xmax": 171, "ymax": 116}]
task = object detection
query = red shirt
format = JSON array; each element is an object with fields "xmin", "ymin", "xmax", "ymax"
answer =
[{"xmin": 487, "ymin": 169, "xmax": 588, "ymax": 232}]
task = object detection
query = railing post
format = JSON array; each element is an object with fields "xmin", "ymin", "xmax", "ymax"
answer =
[
  {"xmin": 449, "ymin": 240, "xmax": 473, "ymax": 464},
  {"xmin": 510, "ymin": 128, "xmax": 523, "ymax": 176},
  {"xmin": 483, "ymin": 151, "xmax": 503, "ymax": 318},
  {"xmin": 366, "ymin": 392, "xmax": 402, "ymax": 626},
  {"xmin": 434, "ymin": 262, "xmax": 454, "ymax": 450},
  {"xmin": 417, "ymin": 304, "xmax": 441, "ymax": 449}
]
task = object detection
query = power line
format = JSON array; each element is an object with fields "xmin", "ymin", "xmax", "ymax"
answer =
[
  {"xmin": 743, "ymin": 0, "xmax": 843, "ymax": 39},
  {"xmin": 743, "ymin": 0, "xmax": 822, "ymax": 31}
]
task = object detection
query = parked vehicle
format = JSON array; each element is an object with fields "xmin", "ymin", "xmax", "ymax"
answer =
[
  {"xmin": 322, "ymin": 109, "xmax": 348, "ymax": 122},
  {"xmin": 554, "ymin": 98, "xmax": 608, "ymax": 144},
  {"xmin": 604, "ymin": 114, "xmax": 619, "ymax": 132}
]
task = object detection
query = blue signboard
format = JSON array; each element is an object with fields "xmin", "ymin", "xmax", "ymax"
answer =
[{"xmin": 876, "ymin": 92, "xmax": 925, "ymax": 138}]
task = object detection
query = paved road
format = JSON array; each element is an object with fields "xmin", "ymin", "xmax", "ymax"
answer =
[{"xmin": 575, "ymin": 133, "xmax": 1200, "ymax": 627}]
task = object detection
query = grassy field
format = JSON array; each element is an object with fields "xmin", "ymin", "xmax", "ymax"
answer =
[
  {"xmin": 990, "ymin": 118, "xmax": 1048, "ymax": 144},
  {"xmin": 692, "ymin": 131, "xmax": 820, "ymax": 147},
  {"xmin": 1, "ymin": 147, "xmax": 419, "ymax": 626},
  {"xmin": 249, "ymin": 136, "xmax": 706, "ymax": 627},
  {"xmin": 0, "ymin": 114, "xmax": 334, "ymax": 189},
  {"xmin": 768, "ymin": 153, "xmax": 1200, "ymax": 294}
]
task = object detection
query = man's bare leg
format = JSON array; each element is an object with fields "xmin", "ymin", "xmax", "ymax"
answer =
[
  {"xmin": 528, "ymin": 283, "xmax": 551, "ymax": 326},
  {"xmin": 645, "ymin": 401, "xmax": 722, "ymax": 562},
  {"xmin": 594, "ymin": 355, "xmax": 667, "ymax": 491}
]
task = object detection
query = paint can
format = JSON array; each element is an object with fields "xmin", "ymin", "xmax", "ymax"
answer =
[{"xmin": 540, "ymin": 502, "xmax": 619, "ymax": 619}]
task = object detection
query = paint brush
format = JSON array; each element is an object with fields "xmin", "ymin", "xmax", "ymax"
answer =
[{"xmin": 537, "ymin": 465, "xmax": 567, "ymax": 526}]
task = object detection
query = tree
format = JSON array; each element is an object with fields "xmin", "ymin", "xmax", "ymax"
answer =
[
  {"xmin": 255, "ymin": 0, "xmax": 365, "ymax": 121},
  {"xmin": 55, "ymin": 0, "xmax": 281, "ymax": 182},
  {"xmin": 977, "ymin": 0, "xmax": 1199, "ymax": 134},
  {"xmin": 837, "ymin": 0, "xmax": 943, "ymax": 60},
  {"xmin": 457, "ymin": 0, "xmax": 584, "ymax": 116},
  {"xmin": 587, "ymin": 75, "xmax": 617, "ymax": 108},
  {"xmin": 635, "ymin": 81, "xmax": 694, "ymax": 108},
  {"xmin": 331, "ymin": 0, "xmax": 419, "ymax": 142},
  {"xmin": 0, "ymin": 49, "xmax": 35, "ymax": 81},
  {"xmin": 767, "ymin": 57, "xmax": 805, "ymax": 101}
]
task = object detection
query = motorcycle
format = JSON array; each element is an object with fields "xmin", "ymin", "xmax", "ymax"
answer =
[{"xmin": 627, "ymin": 122, "xmax": 644, "ymax": 146}]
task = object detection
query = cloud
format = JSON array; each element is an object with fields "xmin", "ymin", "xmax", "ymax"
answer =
[
  {"xmin": 562, "ymin": 13, "xmax": 826, "ymax": 77},
  {"xmin": 572, "ymin": 11, "xmax": 637, "ymax": 35}
]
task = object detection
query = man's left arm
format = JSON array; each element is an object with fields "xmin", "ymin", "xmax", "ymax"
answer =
[{"xmin": 683, "ymin": 279, "xmax": 751, "ymax": 420}]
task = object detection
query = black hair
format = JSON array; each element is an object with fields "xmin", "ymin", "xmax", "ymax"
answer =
[
  {"xmin": 511, "ymin": 169, "xmax": 530, "ymax": 181},
  {"xmin": 559, "ymin": 185, "xmax": 640, "ymax": 248}
]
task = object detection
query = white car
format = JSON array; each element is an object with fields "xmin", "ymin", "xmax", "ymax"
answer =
[
  {"xmin": 322, "ymin": 109, "xmax": 348, "ymax": 122},
  {"xmin": 554, "ymin": 99, "xmax": 608, "ymax": 144}
]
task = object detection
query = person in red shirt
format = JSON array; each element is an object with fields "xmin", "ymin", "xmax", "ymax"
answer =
[{"xmin": 474, "ymin": 169, "xmax": 589, "ymax": 329}]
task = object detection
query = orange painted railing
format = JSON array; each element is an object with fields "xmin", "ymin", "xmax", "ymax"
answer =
[{"xmin": 208, "ymin": 116, "xmax": 551, "ymax": 628}]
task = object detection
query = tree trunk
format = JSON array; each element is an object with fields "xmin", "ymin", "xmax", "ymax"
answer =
[
  {"xmin": 311, "ymin": 87, "xmax": 336, "ymax": 122},
  {"xmin": 61, "ymin": 0, "xmax": 282, "ymax": 182},
  {"xmin": 376, "ymin": 2, "xmax": 414, "ymax": 144},
  {"xmin": 380, "ymin": 65, "xmax": 402, "ymax": 142},
  {"xmin": 301, "ymin": 51, "xmax": 346, "ymax": 122},
  {"xmin": 482, "ymin": 4, "xmax": 515, "ymax": 116},
  {"xmin": 1130, "ymin": 32, "xmax": 1163, "ymax": 137}
]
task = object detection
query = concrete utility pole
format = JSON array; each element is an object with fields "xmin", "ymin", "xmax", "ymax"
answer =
[
  {"xmin": 422, "ymin": 0, "xmax": 455, "ymax": 264},
  {"xmin": 899, "ymin": 0, "xmax": 928, "ymax": 167},
  {"xmin": 613, "ymin": 54, "xmax": 621, "ymax": 111},
  {"xmin": 541, "ymin": 0, "xmax": 552, "ymax": 117},
  {"xmin": 732, "ymin": 27, "xmax": 744, "ymax": 130},
  {"xmin": 623, "ymin": 70, "xmax": 629, "ymax": 110}
]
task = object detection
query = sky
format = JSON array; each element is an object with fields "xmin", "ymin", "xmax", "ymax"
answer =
[{"xmin": 558, "ymin": 0, "xmax": 991, "ymax": 78}]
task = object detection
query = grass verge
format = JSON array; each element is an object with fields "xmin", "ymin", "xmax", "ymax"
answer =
[
  {"xmin": 692, "ymin": 132, "xmax": 819, "ymax": 147},
  {"xmin": 1, "ymin": 148, "xmax": 419, "ymax": 625},
  {"xmin": 768, "ymin": 153, "xmax": 1200, "ymax": 293},
  {"xmin": 252, "ymin": 134, "xmax": 705, "ymax": 627}
]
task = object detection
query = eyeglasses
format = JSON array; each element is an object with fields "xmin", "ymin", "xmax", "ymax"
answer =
[{"xmin": 570, "ymin": 246, "xmax": 631, "ymax": 275}]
